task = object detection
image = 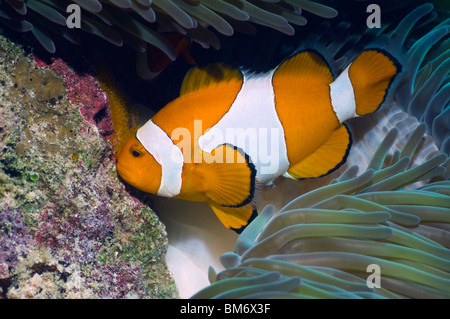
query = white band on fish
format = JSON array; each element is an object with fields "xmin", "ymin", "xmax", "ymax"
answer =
[
  {"xmin": 136, "ymin": 120, "xmax": 184, "ymax": 197},
  {"xmin": 330, "ymin": 63, "xmax": 358, "ymax": 123},
  {"xmin": 198, "ymin": 70, "xmax": 290, "ymax": 183}
]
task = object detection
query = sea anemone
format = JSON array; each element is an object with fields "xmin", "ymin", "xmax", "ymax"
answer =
[
  {"xmin": 0, "ymin": 0, "xmax": 340, "ymax": 57},
  {"xmin": 0, "ymin": 0, "xmax": 339, "ymax": 80}
]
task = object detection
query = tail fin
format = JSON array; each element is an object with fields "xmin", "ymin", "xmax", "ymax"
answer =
[{"xmin": 349, "ymin": 49, "xmax": 401, "ymax": 116}]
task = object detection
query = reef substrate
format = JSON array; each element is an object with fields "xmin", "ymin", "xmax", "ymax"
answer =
[{"xmin": 0, "ymin": 33, "xmax": 177, "ymax": 299}]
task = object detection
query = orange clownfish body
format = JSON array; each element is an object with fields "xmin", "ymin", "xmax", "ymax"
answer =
[{"xmin": 117, "ymin": 49, "xmax": 400, "ymax": 232}]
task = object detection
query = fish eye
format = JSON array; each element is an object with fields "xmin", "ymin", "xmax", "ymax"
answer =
[{"xmin": 130, "ymin": 144, "xmax": 144, "ymax": 158}]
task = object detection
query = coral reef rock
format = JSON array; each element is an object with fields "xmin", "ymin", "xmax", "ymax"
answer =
[{"xmin": 0, "ymin": 33, "xmax": 177, "ymax": 299}]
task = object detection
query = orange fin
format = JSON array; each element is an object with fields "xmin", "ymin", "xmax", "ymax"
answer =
[
  {"xmin": 210, "ymin": 203, "xmax": 257, "ymax": 232},
  {"xmin": 275, "ymin": 50, "xmax": 334, "ymax": 85},
  {"xmin": 194, "ymin": 144, "xmax": 256, "ymax": 207},
  {"xmin": 180, "ymin": 63, "xmax": 242, "ymax": 96},
  {"xmin": 349, "ymin": 49, "xmax": 401, "ymax": 116},
  {"xmin": 286, "ymin": 124, "xmax": 352, "ymax": 179}
]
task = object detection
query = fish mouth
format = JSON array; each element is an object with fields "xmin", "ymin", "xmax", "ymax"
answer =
[{"xmin": 116, "ymin": 163, "xmax": 137, "ymax": 186}]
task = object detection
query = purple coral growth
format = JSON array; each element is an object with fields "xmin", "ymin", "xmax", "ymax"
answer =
[
  {"xmin": 35, "ymin": 191, "xmax": 148, "ymax": 298},
  {"xmin": 33, "ymin": 56, "xmax": 115, "ymax": 140},
  {"xmin": 36, "ymin": 195, "xmax": 115, "ymax": 265},
  {"xmin": 91, "ymin": 262, "xmax": 145, "ymax": 299},
  {"xmin": 0, "ymin": 208, "xmax": 34, "ymax": 270}
]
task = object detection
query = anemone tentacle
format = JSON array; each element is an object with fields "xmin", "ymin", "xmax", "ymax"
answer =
[{"xmin": 0, "ymin": 0, "xmax": 339, "ymax": 55}]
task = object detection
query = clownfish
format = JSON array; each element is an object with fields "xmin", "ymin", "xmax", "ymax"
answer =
[{"xmin": 117, "ymin": 49, "xmax": 400, "ymax": 232}]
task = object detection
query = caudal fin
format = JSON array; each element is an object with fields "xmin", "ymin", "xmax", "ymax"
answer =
[{"xmin": 349, "ymin": 49, "xmax": 401, "ymax": 116}]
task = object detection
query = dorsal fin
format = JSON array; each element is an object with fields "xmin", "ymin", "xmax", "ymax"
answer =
[
  {"xmin": 274, "ymin": 50, "xmax": 334, "ymax": 84},
  {"xmin": 180, "ymin": 63, "xmax": 243, "ymax": 96}
]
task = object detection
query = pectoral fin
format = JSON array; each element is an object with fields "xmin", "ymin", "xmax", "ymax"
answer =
[{"xmin": 193, "ymin": 144, "xmax": 256, "ymax": 207}]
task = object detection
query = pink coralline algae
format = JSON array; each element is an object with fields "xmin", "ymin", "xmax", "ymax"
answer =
[
  {"xmin": 35, "ymin": 180, "xmax": 115, "ymax": 264},
  {"xmin": 0, "ymin": 208, "xmax": 33, "ymax": 298},
  {"xmin": 33, "ymin": 56, "xmax": 115, "ymax": 140},
  {"xmin": 0, "ymin": 209, "xmax": 34, "ymax": 267},
  {"xmin": 91, "ymin": 262, "xmax": 144, "ymax": 299}
]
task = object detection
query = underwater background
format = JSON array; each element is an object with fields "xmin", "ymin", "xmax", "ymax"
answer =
[{"xmin": 0, "ymin": 0, "xmax": 449, "ymax": 298}]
